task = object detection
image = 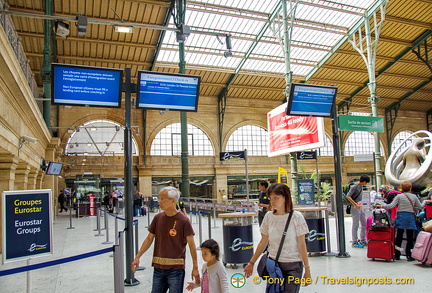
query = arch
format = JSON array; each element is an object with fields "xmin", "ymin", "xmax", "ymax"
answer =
[
  {"xmin": 150, "ymin": 122, "xmax": 214, "ymax": 156},
  {"xmin": 146, "ymin": 117, "xmax": 218, "ymax": 155},
  {"xmin": 344, "ymin": 131, "xmax": 385, "ymax": 157},
  {"xmin": 64, "ymin": 120, "xmax": 138, "ymax": 156},
  {"xmin": 225, "ymin": 124, "xmax": 268, "ymax": 156}
]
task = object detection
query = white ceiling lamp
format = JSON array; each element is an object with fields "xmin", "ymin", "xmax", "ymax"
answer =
[{"xmin": 114, "ymin": 26, "xmax": 134, "ymax": 33}]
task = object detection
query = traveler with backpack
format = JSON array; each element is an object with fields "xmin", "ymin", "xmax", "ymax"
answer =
[{"xmin": 345, "ymin": 175, "xmax": 370, "ymax": 248}]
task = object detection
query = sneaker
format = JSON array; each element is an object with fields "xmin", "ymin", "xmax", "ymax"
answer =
[
  {"xmin": 352, "ymin": 241, "xmax": 364, "ymax": 248},
  {"xmin": 360, "ymin": 241, "xmax": 368, "ymax": 247}
]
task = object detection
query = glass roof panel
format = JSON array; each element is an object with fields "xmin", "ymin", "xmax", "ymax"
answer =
[
  {"xmin": 65, "ymin": 120, "xmax": 138, "ymax": 156},
  {"xmin": 156, "ymin": 0, "xmax": 378, "ymax": 77}
]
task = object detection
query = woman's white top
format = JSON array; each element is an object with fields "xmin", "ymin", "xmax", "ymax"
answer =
[{"xmin": 260, "ymin": 211, "xmax": 309, "ymax": 263}]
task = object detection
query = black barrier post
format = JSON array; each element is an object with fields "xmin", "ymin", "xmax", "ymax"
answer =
[
  {"xmin": 123, "ymin": 68, "xmax": 139, "ymax": 286},
  {"xmin": 95, "ymin": 209, "xmax": 104, "ymax": 237},
  {"xmin": 113, "ymin": 232, "xmax": 124, "ymax": 292},
  {"xmin": 207, "ymin": 213, "xmax": 211, "ymax": 239},
  {"xmin": 67, "ymin": 206, "xmax": 75, "ymax": 230},
  {"xmin": 134, "ymin": 220, "xmax": 146, "ymax": 271},
  {"xmin": 332, "ymin": 106, "xmax": 350, "ymax": 258},
  {"xmin": 102, "ymin": 213, "xmax": 112, "ymax": 244},
  {"xmin": 198, "ymin": 209, "xmax": 202, "ymax": 248},
  {"xmin": 94, "ymin": 208, "xmax": 100, "ymax": 231},
  {"xmin": 146, "ymin": 208, "xmax": 150, "ymax": 228}
]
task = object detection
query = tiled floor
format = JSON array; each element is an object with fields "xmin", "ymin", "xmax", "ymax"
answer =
[{"xmin": 1, "ymin": 208, "xmax": 431, "ymax": 293}]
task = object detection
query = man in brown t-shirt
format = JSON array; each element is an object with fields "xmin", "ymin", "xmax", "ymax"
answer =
[{"xmin": 131, "ymin": 187, "xmax": 200, "ymax": 292}]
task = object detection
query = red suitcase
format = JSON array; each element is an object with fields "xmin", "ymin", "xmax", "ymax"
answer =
[
  {"xmin": 424, "ymin": 201, "xmax": 432, "ymax": 219},
  {"xmin": 412, "ymin": 231, "xmax": 432, "ymax": 266},
  {"xmin": 367, "ymin": 227, "xmax": 395, "ymax": 261}
]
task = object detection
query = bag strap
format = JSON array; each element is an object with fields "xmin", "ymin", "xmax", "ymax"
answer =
[
  {"xmin": 403, "ymin": 193, "xmax": 417, "ymax": 214},
  {"xmin": 275, "ymin": 210, "xmax": 294, "ymax": 262}
]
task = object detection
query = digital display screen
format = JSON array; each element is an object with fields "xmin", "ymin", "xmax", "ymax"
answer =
[
  {"xmin": 51, "ymin": 63, "xmax": 123, "ymax": 108},
  {"xmin": 46, "ymin": 162, "xmax": 63, "ymax": 175},
  {"xmin": 286, "ymin": 83, "xmax": 337, "ymax": 117},
  {"xmin": 136, "ymin": 71, "xmax": 200, "ymax": 112}
]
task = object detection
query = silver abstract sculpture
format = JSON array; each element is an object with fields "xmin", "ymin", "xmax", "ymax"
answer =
[{"xmin": 385, "ymin": 130, "xmax": 432, "ymax": 191}]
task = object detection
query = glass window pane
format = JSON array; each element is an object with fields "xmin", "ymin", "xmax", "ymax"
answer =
[
  {"xmin": 226, "ymin": 125, "xmax": 268, "ymax": 156},
  {"xmin": 151, "ymin": 123, "xmax": 213, "ymax": 156}
]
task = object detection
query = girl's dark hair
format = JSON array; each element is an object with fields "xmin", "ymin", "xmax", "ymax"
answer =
[
  {"xmin": 267, "ymin": 183, "xmax": 293, "ymax": 213},
  {"xmin": 259, "ymin": 180, "xmax": 269, "ymax": 189},
  {"xmin": 201, "ymin": 239, "xmax": 220, "ymax": 260}
]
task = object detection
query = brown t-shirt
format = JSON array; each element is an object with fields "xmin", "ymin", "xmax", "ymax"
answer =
[{"xmin": 148, "ymin": 211, "xmax": 194, "ymax": 269}]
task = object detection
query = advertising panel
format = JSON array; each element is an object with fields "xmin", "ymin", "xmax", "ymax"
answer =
[
  {"xmin": 297, "ymin": 179, "xmax": 315, "ymax": 205},
  {"xmin": 2, "ymin": 190, "xmax": 53, "ymax": 263},
  {"xmin": 267, "ymin": 103, "xmax": 325, "ymax": 157}
]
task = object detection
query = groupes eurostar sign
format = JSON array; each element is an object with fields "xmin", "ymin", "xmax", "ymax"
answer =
[{"xmin": 2, "ymin": 189, "xmax": 53, "ymax": 263}]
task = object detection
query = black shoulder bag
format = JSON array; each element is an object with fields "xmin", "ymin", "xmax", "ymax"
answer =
[{"xmin": 257, "ymin": 210, "xmax": 294, "ymax": 279}]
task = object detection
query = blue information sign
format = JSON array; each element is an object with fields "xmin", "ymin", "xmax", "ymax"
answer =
[
  {"xmin": 136, "ymin": 71, "xmax": 200, "ymax": 112},
  {"xmin": 2, "ymin": 190, "xmax": 53, "ymax": 263},
  {"xmin": 51, "ymin": 63, "xmax": 123, "ymax": 108},
  {"xmin": 286, "ymin": 83, "xmax": 337, "ymax": 117}
]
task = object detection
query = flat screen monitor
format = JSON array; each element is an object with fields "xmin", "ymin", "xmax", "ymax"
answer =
[
  {"xmin": 46, "ymin": 162, "xmax": 63, "ymax": 176},
  {"xmin": 136, "ymin": 71, "xmax": 200, "ymax": 112},
  {"xmin": 286, "ymin": 83, "xmax": 337, "ymax": 117},
  {"xmin": 51, "ymin": 63, "xmax": 123, "ymax": 108}
]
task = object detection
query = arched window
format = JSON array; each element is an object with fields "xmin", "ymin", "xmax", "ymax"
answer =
[
  {"xmin": 318, "ymin": 136, "xmax": 334, "ymax": 156},
  {"xmin": 150, "ymin": 123, "xmax": 213, "ymax": 156},
  {"xmin": 65, "ymin": 120, "xmax": 138, "ymax": 156},
  {"xmin": 344, "ymin": 131, "xmax": 384, "ymax": 156},
  {"xmin": 226, "ymin": 125, "xmax": 268, "ymax": 156},
  {"xmin": 391, "ymin": 131, "xmax": 414, "ymax": 155}
]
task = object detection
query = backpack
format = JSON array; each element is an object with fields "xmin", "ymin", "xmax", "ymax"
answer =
[
  {"xmin": 371, "ymin": 208, "xmax": 390, "ymax": 228},
  {"xmin": 342, "ymin": 182, "xmax": 356, "ymax": 205}
]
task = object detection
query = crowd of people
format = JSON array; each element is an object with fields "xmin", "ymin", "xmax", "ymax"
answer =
[{"xmin": 56, "ymin": 178, "xmax": 431, "ymax": 292}]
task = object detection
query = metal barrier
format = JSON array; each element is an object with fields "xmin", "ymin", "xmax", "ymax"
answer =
[{"xmin": 0, "ymin": 222, "xmax": 128, "ymax": 292}]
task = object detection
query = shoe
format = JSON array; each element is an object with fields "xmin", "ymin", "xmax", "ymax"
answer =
[
  {"xmin": 352, "ymin": 241, "xmax": 364, "ymax": 248},
  {"xmin": 406, "ymin": 256, "xmax": 415, "ymax": 262},
  {"xmin": 360, "ymin": 241, "xmax": 368, "ymax": 247}
]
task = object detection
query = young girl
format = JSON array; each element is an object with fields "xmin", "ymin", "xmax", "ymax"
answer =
[{"xmin": 186, "ymin": 239, "xmax": 229, "ymax": 293}]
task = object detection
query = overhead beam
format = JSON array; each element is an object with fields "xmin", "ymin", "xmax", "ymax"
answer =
[
  {"xmin": 304, "ymin": 0, "xmax": 389, "ymax": 82},
  {"xmin": 338, "ymin": 29, "xmax": 432, "ymax": 110}
]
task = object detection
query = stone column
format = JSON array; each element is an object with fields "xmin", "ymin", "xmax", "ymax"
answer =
[
  {"xmin": 138, "ymin": 176, "xmax": 152, "ymax": 197},
  {"xmin": 214, "ymin": 167, "xmax": 228, "ymax": 201},
  {"xmin": 42, "ymin": 138, "xmax": 60, "ymax": 216},
  {"xmin": 14, "ymin": 162, "xmax": 31, "ymax": 190},
  {"xmin": 0, "ymin": 155, "xmax": 19, "ymax": 254},
  {"xmin": 27, "ymin": 167, "xmax": 40, "ymax": 190}
]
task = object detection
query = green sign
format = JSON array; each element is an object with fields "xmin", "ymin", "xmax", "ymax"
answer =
[{"xmin": 338, "ymin": 115, "xmax": 384, "ymax": 132}]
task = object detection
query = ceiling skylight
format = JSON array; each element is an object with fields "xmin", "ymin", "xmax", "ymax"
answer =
[{"xmin": 156, "ymin": 0, "xmax": 378, "ymax": 78}]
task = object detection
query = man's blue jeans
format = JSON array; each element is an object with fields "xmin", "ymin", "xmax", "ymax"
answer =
[
  {"xmin": 134, "ymin": 205, "xmax": 141, "ymax": 217},
  {"xmin": 151, "ymin": 267, "xmax": 185, "ymax": 293}
]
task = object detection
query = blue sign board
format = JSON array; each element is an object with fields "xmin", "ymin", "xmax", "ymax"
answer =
[
  {"xmin": 136, "ymin": 71, "xmax": 201, "ymax": 112},
  {"xmin": 286, "ymin": 83, "xmax": 337, "ymax": 117},
  {"xmin": 2, "ymin": 190, "xmax": 53, "ymax": 263},
  {"xmin": 52, "ymin": 63, "xmax": 123, "ymax": 108},
  {"xmin": 297, "ymin": 179, "xmax": 315, "ymax": 205}
]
